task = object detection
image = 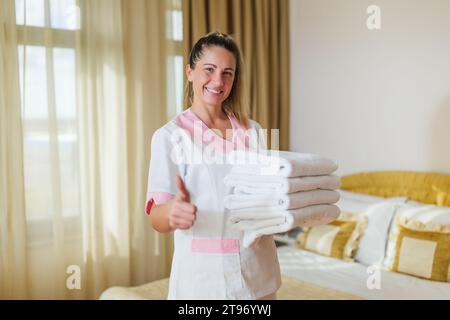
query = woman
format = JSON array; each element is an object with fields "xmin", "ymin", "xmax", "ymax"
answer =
[{"xmin": 146, "ymin": 32, "xmax": 280, "ymax": 300}]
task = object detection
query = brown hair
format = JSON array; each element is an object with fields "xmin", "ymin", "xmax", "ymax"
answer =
[{"xmin": 184, "ymin": 32, "xmax": 249, "ymax": 129}]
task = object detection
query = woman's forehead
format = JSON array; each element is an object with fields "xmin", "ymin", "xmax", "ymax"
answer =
[{"xmin": 199, "ymin": 46, "xmax": 236, "ymax": 69}]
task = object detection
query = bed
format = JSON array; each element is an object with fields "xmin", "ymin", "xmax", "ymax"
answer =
[
  {"xmin": 100, "ymin": 171, "xmax": 450, "ymax": 300},
  {"xmin": 276, "ymin": 171, "xmax": 450, "ymax": 300},
  {"xmin": 277, "ymin": 245, "xmax": 450, "ymax": 300},
  {"xmin": 99, "ymin": 275, "xmax": 363, "ymax": 300}
]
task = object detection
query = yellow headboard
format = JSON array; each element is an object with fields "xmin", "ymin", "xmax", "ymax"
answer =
[{"xmin": 341, "ymin": 171, "xmax": 450, "ymax": 207}]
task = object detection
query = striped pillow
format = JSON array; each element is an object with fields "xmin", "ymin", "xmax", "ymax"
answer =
[
  {"xmin": 384, "ymin": 204, "xmax": 450, "ymax": 282},
  {"xmin": 297, "ymin": 212, "xmax": 367, "ymax": 261}
]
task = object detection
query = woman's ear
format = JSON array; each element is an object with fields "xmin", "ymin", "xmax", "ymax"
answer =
[{"xmin": 186, "ymin": 64, "xmax": 193, "ymax": 82}]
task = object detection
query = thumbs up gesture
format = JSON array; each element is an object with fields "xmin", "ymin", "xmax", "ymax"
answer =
[{"xmin": 168, "ymin": 175, "xmax": 197, "ymax": 230}]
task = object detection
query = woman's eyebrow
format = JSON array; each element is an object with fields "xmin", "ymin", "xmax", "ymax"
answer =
[{"xmin": 203, "ymin": 63, "xmax": 234, "ymax": 71}]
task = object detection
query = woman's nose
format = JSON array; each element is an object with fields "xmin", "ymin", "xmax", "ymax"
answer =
[{"xmin": 211, "ymin": 73, "xmax": 224, "ymax": 85}]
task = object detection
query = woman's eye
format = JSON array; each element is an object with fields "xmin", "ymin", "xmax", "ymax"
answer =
[
  {"xmin": 224, "ymin": 72, "xmax": 234, "ymax": 77},
  {"xmin": 205, "ymin": 67, "xmax": 214, "ymax": 73}
]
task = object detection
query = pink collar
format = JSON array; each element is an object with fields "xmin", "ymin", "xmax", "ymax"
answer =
[{"xmin": 174, "ymin": 108, "xmax": 250, "ymax": 153}]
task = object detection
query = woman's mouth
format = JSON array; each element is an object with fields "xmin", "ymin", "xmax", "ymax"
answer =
[{"xmin": 205, "ymin": 87, "xmax": 224, "ymax": 95}]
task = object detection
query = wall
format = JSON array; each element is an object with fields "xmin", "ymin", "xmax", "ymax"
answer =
[{"xmin": 289, "ymin": 0, "xmax": 450, "ymax": 175}]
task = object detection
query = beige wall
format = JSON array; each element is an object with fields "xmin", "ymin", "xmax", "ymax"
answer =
[{"xmin": 289, "ymin": 0, "xmax": 450, "ymax": 175}]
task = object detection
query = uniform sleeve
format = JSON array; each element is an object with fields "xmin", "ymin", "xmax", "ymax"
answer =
[{"xmin": 145, "ymin": 127, "xmax": 182, "ymax": 215}]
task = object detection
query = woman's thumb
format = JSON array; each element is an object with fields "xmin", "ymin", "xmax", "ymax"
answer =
[{"xmin": 175, "ymin": 175, "xmax": 190, "ymax": 202}]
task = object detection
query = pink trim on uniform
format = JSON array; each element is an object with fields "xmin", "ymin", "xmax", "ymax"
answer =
[
  {"xmin": 145, "ymin": 199, "xmax": 154, "ymax": 215},
  {"xmin": 145, "ymin": 192, "xmax": 175, "ymax": 215},
  {"xmin": 174, "ymin": 109, "xmax": 250, "ymax": 154},
  {"xmin": 146, "ymin": 109, "xmax": 252, "ymax": 216},
  {"xmin": 191, "ymin": 239, "xmax": 240, "ymax": 254}
]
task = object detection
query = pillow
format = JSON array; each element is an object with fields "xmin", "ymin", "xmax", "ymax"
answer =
[
  {"xmin": 337, "ymin": 189, "xmax": 406, "ymax": 213},
  {"xmin": 338, "ymin": 190, "xmax": 391, "ymax": 202},
  {"xmin": 384, "ymin": 204, "xmax": 450, "ymax": 282},
  {"xmin": 433, "ymin": 186, "xmax": 450, "ymax": 207},
  {"xmin": 354, "ymin": 201, "xmax": 407, "ymax": 266},
  {"xmin": 297, "ymin": 211, "xmax": 367, "ymax": 261},
  {"xmin": 336, "ymin": 190, "xmax": 407, "ymax": 265}
]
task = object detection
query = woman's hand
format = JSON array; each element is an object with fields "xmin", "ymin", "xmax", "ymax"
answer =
[{"xmin": 168, "ymin": 175, "xmax": 197, "ymax": 230}]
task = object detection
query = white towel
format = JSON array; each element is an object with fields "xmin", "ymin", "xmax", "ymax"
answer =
[
  {"xmin": 224, "ymin": 173, "xmax": 341, "ymax": 194},
  {"xmin": 230, "ymin": 217, "xmax": 288, "ymax": 231},
  {"xmin": 229, "ymin": 204, "xmax": 340, "ymax": 248},
  {"xmin": 227, "ymin": 150, "xmax": 338, "ymax": 177},
  {"xmin": 224, "ymin": 189, "xmax": 340, "ymax": 210}
]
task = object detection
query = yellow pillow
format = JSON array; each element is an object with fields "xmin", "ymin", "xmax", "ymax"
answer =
[
  {"xmin": 297, "ymin": 212, "xmax": 367, "ymax": 261},
  {"xmin": 390, "ymin": 225, "xmax": 450, "ymax": 281},
  {"xmin": 437, "ymin": 192, "xmax": 450, "ymax": 207},
  {"xmin": 385, "ymin": 204, "xmax": 450, "ymax": 282}
]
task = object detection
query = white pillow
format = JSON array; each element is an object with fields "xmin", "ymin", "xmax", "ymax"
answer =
[
  {"xmin": 354, "ymin": 201, "xmax": 406, "ymax": 266},
  {"xmin": 337, "ymin": 190, "xmax": 406, "ymax": 212},
  {"xmin": 336, "ymin": 190, "xmax": 407, "ymax": 266},
  {"xmin": 338, "ymin": 190, "xmax": 390, "ymax": 202},
  {"xmin": 336, "ymin": 190, "xmax": 380, "ymax": 213}
]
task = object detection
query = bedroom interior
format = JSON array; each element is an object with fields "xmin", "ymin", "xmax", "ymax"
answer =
[
  {"xmin": 100, "ymin": 172, "xmax": 450, "ymax": 299},
  {"xmin": 1, "ymin": 0, "xmax": 449, "ymax": 300},
  {"xmin": 100, "ymin": 0, "xmax": 450, "ymax": 299}
]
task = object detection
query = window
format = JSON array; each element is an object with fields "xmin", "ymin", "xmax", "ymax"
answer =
[
  {"xmin": 166, "ymin": 0, "xmax": 184, "ymax": 119},
  {"xmin": 15, "ymin": 0, "xmax": 184, "ymax": 243},
  {"xmin": 15, "ymin": 0, "xmax": 80, "ymax": 238}
]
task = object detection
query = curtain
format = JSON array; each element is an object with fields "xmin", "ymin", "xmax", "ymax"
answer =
[
  {"xmin": 121, "ymin": 0, "xmax": 175, "ymax": 286},
  {"xmin": 76, "ymin": 0, "xmax": 132, "ymax": 298},
  {"xmin": 182, "ymin": 0, "xmax": 290, "ymax": 150},
  {"xmin": 0, "ymin": 0, "xmax": 176, "ymax": 299},
  {"xmin": 0, "ymin": 0, "xmax": 28, "ymax": 299}
]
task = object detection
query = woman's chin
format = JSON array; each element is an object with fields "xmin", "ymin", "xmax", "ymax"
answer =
[{"xmin": 201, "ymin": 97, "xmax": 224, "ymax": 108}]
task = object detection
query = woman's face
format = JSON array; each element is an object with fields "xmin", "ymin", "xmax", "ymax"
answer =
[{"xmin": 187, "ymin": 46, "xmax": 236, "ymax": 110}]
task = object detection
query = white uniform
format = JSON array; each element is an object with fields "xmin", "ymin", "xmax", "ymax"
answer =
[{"xmin": 146, "ymin": 108, "xmax": 281, "ymax": 299}]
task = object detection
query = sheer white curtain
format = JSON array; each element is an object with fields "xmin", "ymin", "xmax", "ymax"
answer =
[
  {"xmin": 121, "ymin": 0, "xmax": 180, "ymax": 284},
  {"xmin": 76, "ymin": 0, "xmax": 136, "ymax": 298},
  {"xmin": 0, "ymin": 0, "xmax": 182, "ymax": 299},
  {"xmin": 0, "ymin": 0, "xmax": 28, "ymax": 299}
]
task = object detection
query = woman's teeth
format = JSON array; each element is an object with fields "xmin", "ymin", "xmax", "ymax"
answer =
[{"xmin": 205, "ymin": 87, "xmax": 223, "ymax": 94}]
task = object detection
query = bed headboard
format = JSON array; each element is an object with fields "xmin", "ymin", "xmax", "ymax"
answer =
[{"xmin": 340, "ymin": 171, "xmax": 450, "ymax": 206}]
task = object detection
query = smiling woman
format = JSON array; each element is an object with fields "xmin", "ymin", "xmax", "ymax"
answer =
[
  {"xmin": 184, "ymin": 32, "xmax": 249, "ymax": 131},
  {"xmin": 145, "ymin": 32, "xmax": 281, "ymax": 300},
  {"xmin": 187, "ymin": 47, "xmax": 236, "ymax": 106},
  {"xmin": 182, "ymin": 0, "xmax": 290, "ymax": 150}
]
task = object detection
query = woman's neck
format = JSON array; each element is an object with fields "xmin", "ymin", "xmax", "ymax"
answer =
[{"xmin": 190, "ymin": 103, "xmax": 227, "ymax": 126}]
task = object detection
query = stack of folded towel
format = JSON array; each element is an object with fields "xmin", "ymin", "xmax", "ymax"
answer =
[{"xmin": 224, "ymin": 150, "xmax": 341, "ymax": 248}]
